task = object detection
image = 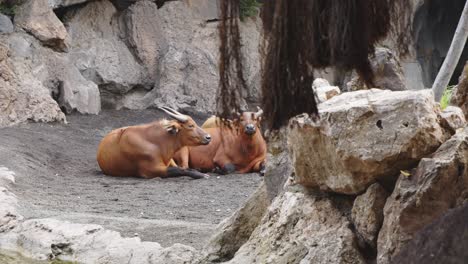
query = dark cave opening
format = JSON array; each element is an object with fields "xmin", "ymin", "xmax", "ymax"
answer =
[{"xmin": 414, "ymin": 0, "xmax": 468, "ymax": 87}]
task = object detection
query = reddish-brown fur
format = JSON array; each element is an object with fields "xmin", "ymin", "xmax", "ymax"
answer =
[
  {"xmin": 174, "ymin": 112, "xmax": 267, "ymax": 174},
  {"xmin": 97, "ymin": 111, "xmax": 210, "ymax": 179}
]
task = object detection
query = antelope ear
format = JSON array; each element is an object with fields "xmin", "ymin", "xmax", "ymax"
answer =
[{"xmin": 166, "ymin": 124, "xmax": 180, "ymax": 134}]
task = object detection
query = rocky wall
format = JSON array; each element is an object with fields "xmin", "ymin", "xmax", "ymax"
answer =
[
  {"xmin": 0, "ymin": 0, "xmax": 262, "ymax": 127},
  {"xmin": 201, "ymin": 88, "xmax": 467, "ymax": 264}
]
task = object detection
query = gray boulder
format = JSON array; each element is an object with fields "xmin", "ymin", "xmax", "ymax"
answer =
[
  {"xmin": 351, "ymin": 183, "xmax": 389, "ymax": 249},
  {"xmin": 124, "ymin": 0, "xmax": 167, "ymax": 83},
  {"xmin": 377, "ymin": 127, "xmax": 468, "ymax": 264},
  {"xmin": 390, "ymin": 203, "xmax": 468, "ymax": 264},
  {"xmin": 63, "ymin": 0, "xmax": 178, "ymax": 110},
  {"xmin": 288, "ymin": 89, "xmax": 450, "ymax": 194},
  {"xmin": 264, "ymin": 127, "xmax": 293, "ymax": 201},
  {"xmin": 439, "ymin": 106, "xmax": 466, "ymax": 133},
  {"xmin": 0, "ymin": 39, "xmax": 66, "ymax": 127},
  {"xmin": 140, "ymin": 1, "xmax": 261, "ymax": 114},
  {"xmin": 56, "ymin": 60, "xmax": 101, "ymax": 114},
  {"xmin": 3, "ymin": 32, "xmax": 100, "ymax": 115},
  {"xmin": 225, "ymin": 187, "xmax": 365, "ymax": 264},
  {"xmin": 239, "ymin": 18, "xmax": 262, "ymax": 104},
  {"xmin": 200, "ymin": 182, "xmax": 269, "ymax": 263},
  {"xmin": 6, "ymin": 34, "xmax": 32, "ymax": 58},
  {"xmin": 0, "ymin": 14, "xmax": 13, "ymax": 34},
  {"xmin": 152, "ymin": 1, "xmax": 220, "ymax": 113},
  {"xmin": 345, "ymin": 47, "xmax": 407, "ymax": 91},
  {"xmin": 189, "ymin": 0, "xmax": 221, "ymax": 20},
  {"xmin": 0, "ymin": 218, "xmax": 199, "ymax": 263},
  {"xmin": 48, "ymin": 0, "xmax": 91, "ymax": 8}
]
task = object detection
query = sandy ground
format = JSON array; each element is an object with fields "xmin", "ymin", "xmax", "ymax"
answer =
[{"xmin": 0, "ymin": 110, "xmax": 262, "ymax": 249}]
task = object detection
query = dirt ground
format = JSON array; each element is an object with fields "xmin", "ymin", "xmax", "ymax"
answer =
[{"xmin": 0, "ymin": 110, "xmax": 262, "ymax": 249}]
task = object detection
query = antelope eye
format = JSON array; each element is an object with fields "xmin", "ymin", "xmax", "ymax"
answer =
[{"xmin": 188, "ymin": 124, "xmax": 195, "ymax": 128}]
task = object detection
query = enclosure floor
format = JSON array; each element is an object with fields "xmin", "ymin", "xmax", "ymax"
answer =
[{"xmin": 0, "ymin": 110, "xmax": 262, "ymax": 248}]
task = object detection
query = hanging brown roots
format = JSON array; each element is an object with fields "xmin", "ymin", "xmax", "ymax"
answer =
[{"xmin": 218, "ymin": 0, "xmax": 412, "ymax": 129}]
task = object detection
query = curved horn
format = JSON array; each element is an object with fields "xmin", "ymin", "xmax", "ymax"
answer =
[
  {"xmin": 254, "ymin": 106, "xmax": 264, "ymax": 118},
  {"xmin": 164, "ymin": 106, "xmax": 186, "ymax": 117},
  {"xmin": 158, "ymin": 107, "xmax": 188, "ymax": 123}
]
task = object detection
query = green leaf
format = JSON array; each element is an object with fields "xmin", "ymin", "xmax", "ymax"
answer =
[
  {"xmin": 440, "ymin": 85, "xmax": 455, "ymax": 110},
  {"xmin": 240, "ymin": 0, "xmax": 261, "ymax": 21}
]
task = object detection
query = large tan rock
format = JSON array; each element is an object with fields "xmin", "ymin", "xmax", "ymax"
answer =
[
  {"xmin": 377, "ymin": 127, "xmax": 468, "ymax": 264},
  {"xmin": 15, "ymin": 0, "xmax": 69, "ymax": 51},
  {"xmin": 288, "ymin": 89, "xmax": 450, "ymax": 194},
  {"xmin": 225, "ymin": 187, "xmax": 365, "ymax": 264},
  {"xmin": 351, "ymin": 183, "xmax": 389, "ymax": 249},
  {"xmin": 451, "ymin": 61, "xmax": 468, "ymax": 117},
  {"xmin": 200, "ymin": 182, "xmax": 269, "ymax": 263}
]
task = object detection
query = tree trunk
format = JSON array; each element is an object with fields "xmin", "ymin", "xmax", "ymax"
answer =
[{"xmin": 432, "ymin": 0, "xmax": 468, "ymax": 102}]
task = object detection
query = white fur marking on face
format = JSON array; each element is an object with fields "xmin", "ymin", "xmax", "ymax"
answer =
[
  {"xmin": 160, "ymin": 119, "xmax": 179, "ymax": 134},
  {"xmin": 160, "ymin": 119, "xmax": 170, "ymax": 128}
]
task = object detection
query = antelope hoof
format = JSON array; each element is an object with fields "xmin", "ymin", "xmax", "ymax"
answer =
[{"xmin": 259, "ymin": 163, "xmax": 266, "ymax": 176}]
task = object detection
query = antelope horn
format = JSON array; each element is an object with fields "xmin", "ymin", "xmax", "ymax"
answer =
[
  {"xmin": 158, "ymin": 106, "xmax": 188, "ymax": 123},
  {"xmin": 165, "ymin": 106, "xmax": 186, "ymax": 117},
  {"xmin": 255, "ymin": 106, "xmax": 264, "ymax": 118}
]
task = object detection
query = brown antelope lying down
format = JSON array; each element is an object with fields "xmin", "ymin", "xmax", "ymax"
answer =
[
  {"xmin": 96, "ymin": 107, "xmax": 211, "ymax": 179},
  {"xmin": 174, "ymin": 108, "xmax": 267, "ymax": 175}
]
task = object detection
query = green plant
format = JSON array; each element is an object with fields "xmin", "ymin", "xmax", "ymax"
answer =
[
  {"xmin": 240, "ymin": 0, "xmax": 261, "ymax": 21},
  {"xmin": 0, "ymin": 3, "xmax": 18, "ymax": 16},
  {"xmin": 440, "ymin": 85, "xmax": 455, "ymax": 110}
]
